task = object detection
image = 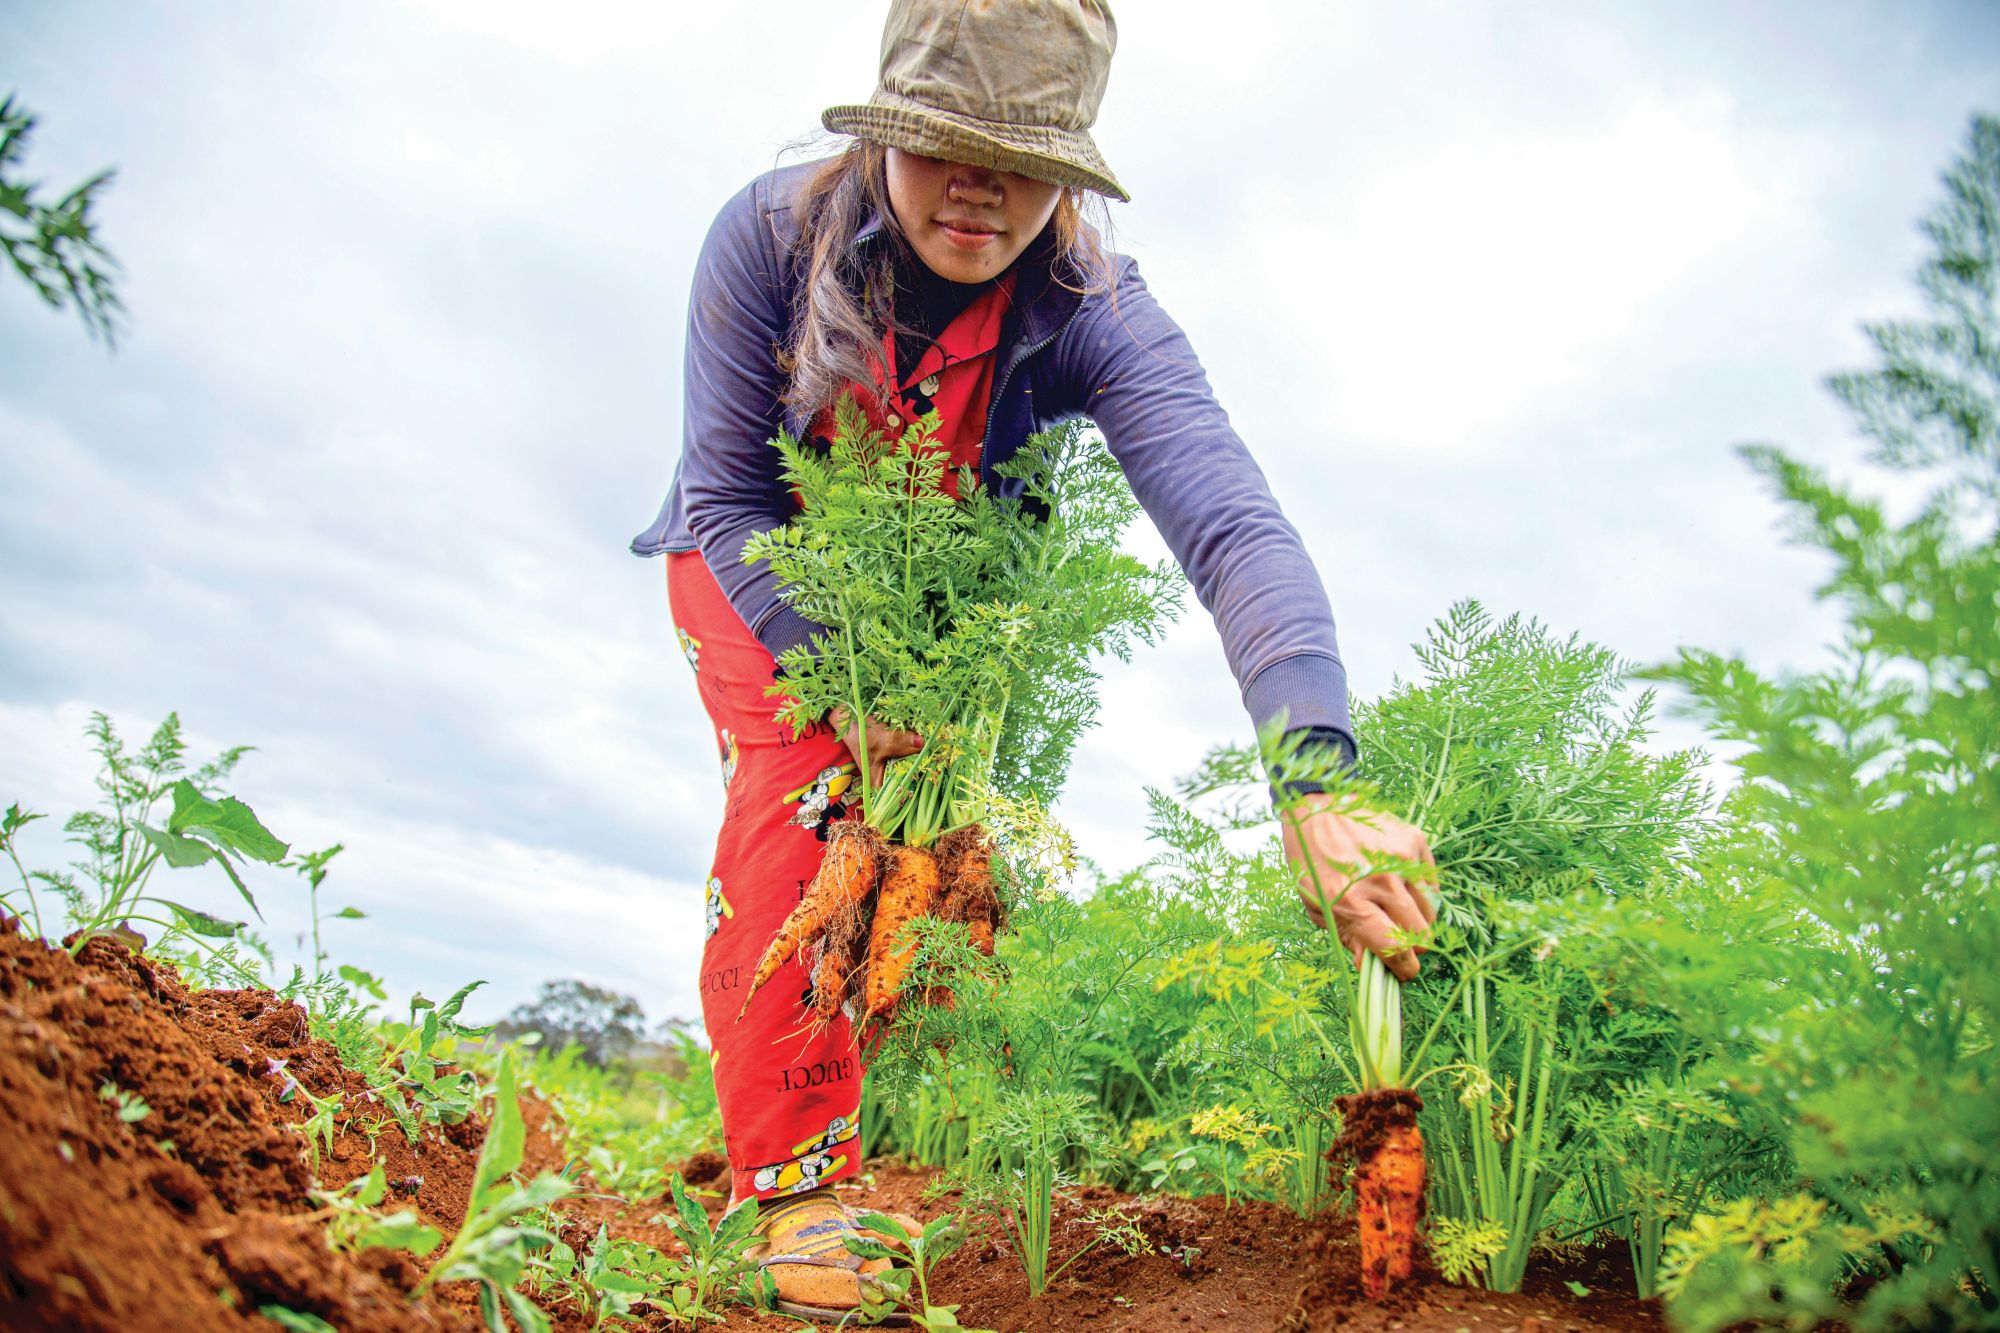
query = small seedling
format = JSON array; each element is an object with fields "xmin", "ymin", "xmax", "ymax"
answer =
[
  {"xmin": 413, "ymin": 1056, "xmax": 575, "ymax": 1333},
  {"xmin": 647, "ymin": 1174, "xmax": 772, "ymax": 1320},
  {"xmin": 309, "ymin": 1165, "xmax": 442, "ymax": 1259},
  {"xmin": 98, "ymin": 1081, "xmax": 151, "ymax": 1123},
  {"xmin": 843, "ymin": 1210, "xmax": 996, "ymax": 1333}
]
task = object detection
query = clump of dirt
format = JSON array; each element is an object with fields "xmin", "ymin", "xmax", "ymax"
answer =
[
  {"xmin": 675, "ymin": 1148, "xmax": 732, "ymax": 1193},
  {"xmin": 1330, "ymin": 1087, "xmax": 1423, "ymax": 1163},
  {"xmin": 0, "ymin": 917, "xmax": 470, "ymax": 1330}
]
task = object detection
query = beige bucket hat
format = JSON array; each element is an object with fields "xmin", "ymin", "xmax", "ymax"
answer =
[{"xmin": 823, "ymin": 0, "xmax": 1129, "ymax": 202}]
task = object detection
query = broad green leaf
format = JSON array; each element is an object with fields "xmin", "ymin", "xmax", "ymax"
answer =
[
  {"xmin": 854, "ymin": 1209, "xmax": 909, "ymax": 1242},
  {"xmin": 154, "ymin": 898, "xmax": 245, "ymax": 938},
  {"xmin": 500, "ymin": 1287, "xmax": 550, "ymax": 1333},
  {"xmin": 139, "ymin": 822, "xmax": 264, "ymax": 921},
  {"xmin": 714, "ymin": 1199, "xmax": 760, "ymax": 1246},
  {"xmin": 338, "ymin": 964, "xmax": 386, "ymax": 1000},
  {"xmin": 165, "ymin": 779, "xmax": 288, "ymax": 862},
  {"xmin": 437, "ymin": 979, "xmax": 486, "ymax": 1024},
  {"xmin": 469, "ymin": 1057, "xmax": 525, "ymax": 1204},
  {"xmin": 593, "ymin": 1271, "xmax": 652, "ymax": 1295},
  {"xmin": 138, "ymin": 823, "xmax": 217, "ymax": 869},
  {"xmin": 669, "ymin": 1174, "xmax": 710, "ymax": 1242},
  {"xmin": 842, "ymin": 1235, "xmax": 897, "ymax": 1262},
  {"xmin": 360, "ymin": 1217, "xmax": 442, "ymax": 1257},
  {"xmin": 354, "ymin": 1165, "xmax": 387, "ymax": 1207},
  {"xmin": 335, "ymin": 906, "xmax": 366, "ymax": 919},
  {"xmin": 258, "ymin": 1307, "xmax": 337, "ymax": 1333}
]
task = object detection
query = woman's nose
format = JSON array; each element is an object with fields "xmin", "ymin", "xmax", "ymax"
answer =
[{"xmin": 945, "ymin": 163, "xmax": 1003, "ymax": 206}]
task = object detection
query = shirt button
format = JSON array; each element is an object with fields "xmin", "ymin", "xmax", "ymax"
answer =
[
  {"xmin": 919, "ymin": 374, "xmax": 940, "ymax": 396},
  {"xmin": 887, "ymin": 413, "xmax": 901, "ymax": 428}
]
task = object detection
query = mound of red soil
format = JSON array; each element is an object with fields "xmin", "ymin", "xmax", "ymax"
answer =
[
  {"xmin": 0, "ymin": 915, "xmax": 1664, "ymax": 1333},
  {"xmin": 0, "ymin": 919, "xmax": 571, "ymax": 1332}
]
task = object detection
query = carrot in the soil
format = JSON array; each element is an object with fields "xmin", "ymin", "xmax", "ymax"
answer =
[
  {"xmin": 861, "ymin": 843, "xmax": 943, "ymax": 1025},
  {"xmin": 1358, "ymin": 1118, "xmax": 1424, "ymax": 1298},
  {"xmin": 1335, "ymin": 1088, "xmax": 1426, "ymax": 1301},
  {"xmin": 739, "ymin": 821, "xmax": 883, "ymax": 1019}
]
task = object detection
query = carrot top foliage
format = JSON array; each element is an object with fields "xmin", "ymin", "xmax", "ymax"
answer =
[{"xmin": 744, "ymin": 398, "xmax": 1181, "ymax": 846}]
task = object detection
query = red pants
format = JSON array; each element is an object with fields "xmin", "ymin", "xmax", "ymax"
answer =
[{"xmin": 667, "ymin": 552, "xmax": 865, "ymax": 1203}]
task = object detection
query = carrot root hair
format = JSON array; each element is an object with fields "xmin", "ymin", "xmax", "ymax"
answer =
[{"xmin": 739, "ymin": 820, "xmax": 883, "ymax": 1020}]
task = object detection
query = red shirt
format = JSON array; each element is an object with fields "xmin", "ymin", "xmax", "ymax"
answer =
[{"xmin": 808, "ymin": 272, "xmax": 1018, "ymax": 499}]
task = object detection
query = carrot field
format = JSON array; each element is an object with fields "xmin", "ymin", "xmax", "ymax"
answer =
[{"xmin": 2, "ymin": 71, "xmax": 1996, "ymax": 1333}]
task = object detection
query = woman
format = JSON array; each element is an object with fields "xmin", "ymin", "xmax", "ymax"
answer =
[{"xmin": 629, "ymin": 0, "xmax": 1436, "ymax": 1317}]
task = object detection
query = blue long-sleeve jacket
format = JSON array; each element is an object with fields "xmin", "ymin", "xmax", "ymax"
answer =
[{"xmin": 630, "ymin": 161, "xmax": 1353, "ymax": 745}]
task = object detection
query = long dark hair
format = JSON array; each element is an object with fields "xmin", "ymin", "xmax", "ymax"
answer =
[{"xmin": 778, "ymin": 139, "xmax": 1115, "ymax": 422}]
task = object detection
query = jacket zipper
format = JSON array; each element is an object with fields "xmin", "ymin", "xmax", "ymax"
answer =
[{"xmin": 981, "ymin": 303, "xmax": 1085, "ymax": 482}]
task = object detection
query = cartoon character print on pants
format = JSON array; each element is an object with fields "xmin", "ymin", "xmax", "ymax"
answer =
[
  {"xmin": 678, "ymin": 628, "xmax": 701, "ymax": 670},
  {"xmin": 718, "ymin": 728, "xmax": 739, "ymax": 792},
  {"xmin": 784, "ymin": 762, "xmax": 856, "ymax": 841},
  {"xmin": 750, "ymin": 1116, "xmax": 858, "ymax": 1196},
  {"xmin": 704, "ymin": 875, "xmax": 733, "ymax": 940}
]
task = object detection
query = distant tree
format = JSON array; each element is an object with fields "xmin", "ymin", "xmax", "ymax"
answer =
[
  {"xmin": 493, "ymin": 979, "xmax": 648, "ymax": 1068},
  {"xmin": 1, "ymin": 93, "xmax": 122, "ymax": 346}
]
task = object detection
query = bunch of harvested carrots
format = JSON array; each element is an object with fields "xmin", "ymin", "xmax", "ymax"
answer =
[{"xmin": 738, "ymin": 821, "xmax": 1004, "ymax": 1037}]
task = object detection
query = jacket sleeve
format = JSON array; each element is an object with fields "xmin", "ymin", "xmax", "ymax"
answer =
[
  {"xmin": 677, "ymin": 176, "xmax": 825, "ymax": 660},
  {"xmin": 1056, "ymin": 256, "xmax": 1355, "ymax": 744}
]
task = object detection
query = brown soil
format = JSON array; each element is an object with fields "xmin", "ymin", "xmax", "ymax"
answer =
[
  {"xmin": 0, "ymin": 916, "xmax": 1664, "ymax": 1332},
  {"xmin": 0, "ymin": 918, "xmax": 464, "ymax": 1331},
  {"xmin": 700, "ymin": 1162, "xmax": 1664, "ymax": 1333}
]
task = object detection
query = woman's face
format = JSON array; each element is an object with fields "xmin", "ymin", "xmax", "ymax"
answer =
[{"xmin": 884, "ymin": 147, "xmax": 1063, "ymax": 284}]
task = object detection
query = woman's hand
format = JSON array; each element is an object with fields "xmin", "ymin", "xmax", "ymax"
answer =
[
  {"xmin": 828, "ymin": 706, "xmax": 924, "ymax": 788},
  {"xmin": 1281, "ymin": 793, "xmax": 1438, "ymax": 981}
]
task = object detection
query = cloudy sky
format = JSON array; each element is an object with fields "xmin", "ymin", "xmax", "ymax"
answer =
[{"xmin": 3, "ymin": 1, "xmax": 1994, "ymax": 1029}]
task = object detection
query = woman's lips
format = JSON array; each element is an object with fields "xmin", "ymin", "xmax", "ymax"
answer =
[{"xmin": 937, "ymin": 220, "xmax": 1001, "ymax": 251}]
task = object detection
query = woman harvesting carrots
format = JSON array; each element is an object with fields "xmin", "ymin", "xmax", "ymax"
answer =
[{"xmin": 629, "ymin": 0, "xmax": 1437, "ymax": 1318}]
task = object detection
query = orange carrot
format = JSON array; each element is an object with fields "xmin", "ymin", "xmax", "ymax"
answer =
[
  {"xmin": 813, "ymin": 917, "xmax": 868, "ymax": 1024},
  {"xmin": 812, "ymin": 943, "xmax": 845, "ymax": 1023},
  {"xmin": 1358, "ymin": 1119, "xmax": 1424, "ymax": 1298},
  {"xmin": 739, "ymin": 821, "xmax": 882, "ymax": 1019},
  {"xmin": 861, "ymin": 843, "xmax": 942, "ymax": 1026},
  {"xmin": 1336, "ymin": 1089, "xmax": 1426, "ymax": 1301},
  {"xmin": 966, "ymin": 917, "xmax": 995, "ymax": 956},
  {"xmin": 935, "ymin": 824, "xmax": 1000, "ymax": 955}
]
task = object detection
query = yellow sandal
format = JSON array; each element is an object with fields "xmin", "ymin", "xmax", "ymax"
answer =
[{"xmin": 744, "ymin": 1190, "xmax": 916, "ymax": 1324}]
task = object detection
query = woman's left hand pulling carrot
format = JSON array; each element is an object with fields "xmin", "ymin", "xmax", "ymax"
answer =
[{"xmin": 829, "ymin": 705, "xmax": 924, "ymax": 788}]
